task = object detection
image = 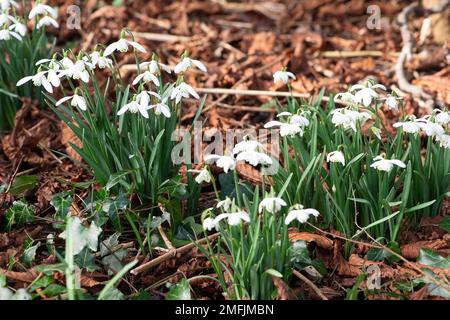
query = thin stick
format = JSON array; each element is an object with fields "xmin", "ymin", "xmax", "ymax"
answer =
[
  {"xmin": 292, "ymin": 269, "xmax": 328, "ymax": 300},
  {"xmin": 130, "ymin": 233, "xmax": 220, "ymax": 275}
]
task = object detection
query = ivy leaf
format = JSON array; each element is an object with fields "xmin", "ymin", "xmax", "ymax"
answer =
[
  {"xmin": 22, "ymin": 242, "xmax": 40, "ymax": 267},
  {"xmin": 51, "ymin": 193, "xmax": 73, "ymax": 221},
  {"xmin": 75, "ymin": 247, "xmax": 99, "ymax": 272},
  {"xmin": 9, "ymin": 176, "xmax": 37, "ymax": 196},
  {"xmin": 5, "ymin": 200, "xmax": 35, "ymax": 230},
  {"xmin": 417, "ymin": 248, "xmax": 450, "ymax": 269},
  {"xmin": 59, "ymin": 217, "xmax": 102, "ymax": 255},
  {"xmin": 167, "ymin": 278, "xmax": 191, "ymax": 300},
  {"xmin": 367, "ymin": 241, "xmax": 401, "ymax": 263}
]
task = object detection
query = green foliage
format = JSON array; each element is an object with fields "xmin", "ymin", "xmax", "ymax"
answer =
[{"xmin": 5, "ymin": 200, "xmax": 35, "ymax": 230}]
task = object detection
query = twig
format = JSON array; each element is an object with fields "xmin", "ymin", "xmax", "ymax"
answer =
[
  {"xmin": 318, "ymin": 50, "xmax": 389, "ymax": 58},
  {"xmin": 130, "ymin": 233, "xmax": 220, "ymax": 275},
  {"xmin": 292, "ymin": 269, "xmax": 328, "ymax": 300},
  {"xmin": 395, "ymin": 1, "xmax": 450, "ymax": 109}
]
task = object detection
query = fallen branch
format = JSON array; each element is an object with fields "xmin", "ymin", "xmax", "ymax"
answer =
[
  {"xmin": 130, "ymin": 233, "xmax": 220, "ymax": 275},
  {"xmin": 292, "ymin": 269, "xmax": 328, "ymax": 300}
]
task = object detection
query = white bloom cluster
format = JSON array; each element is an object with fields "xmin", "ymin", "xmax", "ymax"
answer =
[
  {"xmin": 264, "ymin": 111, "xmax": 310, "ymax": 137},
  {"xmin": 393, "ymin": 108, "xmax": 450, "ymax": 149}
]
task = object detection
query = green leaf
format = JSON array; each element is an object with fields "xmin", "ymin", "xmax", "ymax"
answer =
[
  {"xmin": 5, "ymin": 200, "xmax": 35, "ymax": 230},
  {"xmin": 167, "ymin": 278, "xmax": 191, "ymax": 300},
  {"xmin": 9, "ymin": 176, "xmax": 37, "ymax": 195},
  {"xmin": 417, "ymin": 249, "xmax": 450, "ymax": 269},
  {"xmin": 265, "ymin": 269, "xmax": 283, "ymax": 278},
  {"xmin": 51, "ymin": 193, "xmax": 73, "ymax": 221},
  {"xmin": 367, "ymin": 242, "xmax": 401, "ymax": 263},
  {"xmin": 404, "ymin": 200, "xmax": 436, "ymax": 214},
  {"xmin": 22, "ymin": 242, "xmax": 39, "ymax": 267},
  {"xmin": 59, "ymin": 217, "xmax": 102, "ymax": 255},
  {"xmin": 439, "ymin": 216, "xmax": 450, "ymax": 233}
]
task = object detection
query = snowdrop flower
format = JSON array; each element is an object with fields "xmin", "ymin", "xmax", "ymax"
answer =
[
  {"xmin": 331, "ymin": 108, "xmax": 371, "ymax": 132},
  {"xmin": 435, "ymin": 134, "xmax": 450, "ymax": 149},
  {"xmin": 433, "ymin": 109, "xmax": 450, "ymax": 125},
  {"xmin": 17, "ymin": 70, "xmax": 53, "ymax": 93},
  {"xmin": 136, "ymin": 90, "xmax": 160, "ymax": 107},
  {"xmin": 29, "ymin": 3, "xmax": 57, "ymax": 19},
  {"xmin": 232, "ymin": 138, "xmax": 264, "ymax": 155},
  {"xmin": 370, "ymin": 155, "xmax": 406, "ymax": 172},
  {"xmin": 393, "ymin": 117, "xmax": 421, "ymax": 134},
  {"xmin": 327, "ymin": 151, "xmax": 345, "ymax": 166},
  {"xmin": 36, "ymin": 16, "xmax": 59, "ymax": 29},
  {"xmin": 117, "ymin": 96, "xmax": 149, "ymax": 118},
  {"xmin": 349, "ymin": 81, "xmax": 386, "ymax": 107},
  {"xmin": 204, "ymin": 153, "xmax": 236, "ymax": 173},
  {"xmin": 132, "ymin": 68, "xmax": 160, "ymax": 87},
  {"xmin": 334, "ymin": 92, "xmax": 356, "ymax": 104},
  {"xmin": 214, "ymin": 211, "xmax": 250, "ymax": 226},
  {"xmin": 285, "ymin": 204, "xmax": 319, "ymax": 225},
  {"xmin": 56, "ymin": 91, "xmax": 87, "ymax": 111},
  {"xmin": 1, "ymin": 0, "xmax": 18, "ymax": 11},
  {"xmin": 202, "ymin": 217, "xmax": 217, "ymax": 231},
  {"xmin": 174, "ymin": 57, "xmax": 207, "ymax": 74},
  {"xmin": 104, "ymin": 34, "xmax": 146, "ymax": 57},
  {"xmin": 9, "ymin": 21, "xmax": 27, "ymax": 37},
  {"xmin": 35, "ymin": 58, "xmax": 61, "ymax": 87},
  {"xmin": 273, "ymin": 69, "xmax": 295, "ymax": 84},
  {"xmin": 192, "ymin": 167, "xmax": 212, "ymax": 184},
  {"xmin": 148, "ymin": 98, "xmax": 171, "ymax": 118},
  {"xmin": 0, "ymin": 28, "xmax": 21, "ymax": 41},
  {"xmin": 140, "ymin": 60, "xmax": 172, "ymax": 74},
  {"xmin": 170, "ymin": 82, "xmax": 200, "ymax": 104},
  {"xmin": 258, "ymin": 197, "xmax": 287, "ymax": 213},
  {"xmin": 60, "ymin": 59, "xmax": 90, "ymax": 83},
  {"xmin": 264, "ymin": 120, "xmax": 304, "ymax": 137},
  {"xmin": 89, "ymin": 51, "xmax": 112, "ymax": 69},
  {"xmin": 216, "ymin": 197, "xmax": 233, "ymax": 211},
  {"xmin": 236, "ymin": 150, "xmax": 272, "ymax": 167},
  {"xmin": 0, "ymin": 12, "xmax": 15, "ymax": 27},
  {"xmin": 384, "ymin": 95, "xmax": 401, "ymax": 110},
  {"xmin": 417, "ymin": 119, "xmax": 445, "ymax": 137}
]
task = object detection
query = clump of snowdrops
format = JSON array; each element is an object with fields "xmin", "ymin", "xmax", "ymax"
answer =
[
  {"xmin": 266, "ymin": 73, "xmax": 449, "ymax": 251},
  {"xmin": 0, "ymin": 0, "xmax": 57, "ymax": 131}
]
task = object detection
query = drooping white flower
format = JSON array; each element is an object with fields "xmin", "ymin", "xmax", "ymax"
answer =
[
  {"xmin": 1, "ymin": 0, "xmax": 18, "ymax": 11},
  {"xmin": 216, "ymin": 197, "xmax": 233, "ymax": 211},
  {"xmin": 59, "ymin": 59, "xmax": 90, "ymax": 83},
  {"xmin": 140, "ymin": 60, "xmax": 172, "ymax": 74},
  {"xmin": 435, "ymin": 134, "xmax": 450, "ymax": 149},
  {"xmin": 89, "ymin": 51, "xmax": 112, "ymax": 69},
  {"xmin": 285, "ymin": 205, "xmax": 319, "ymax": 225},
  {"xmin": 36, "ymin": 16, "xmax": 59, "ymax": 29},
  {"xmin": 17, "ymin": 71, "xmax": 53, "ymax": 93},
  {"xmin": 393, "ymin": 117, "xmax": 421, "ymax": 134},
  {"xmin": 417, "ymin": 119, "xmax": 445, "ymax": 137},
  {"xmin": 192, "ymin": 167, "xmax": 212, "ymax": 184},
  {"xmin": 204, "ymin": 153, "xmax": 236, "ymax": 173},
  {"xmin": 214, "ymin": 211, "xmax": 250, "ymax": 226},
  {"xmin": 135, "ymin": 90, "xmax": 160, "ymax": 107},
  {"xmin": 236, "ymin": 151, "xmax": 272, "ymax": 167},
  {"xmin": 0, "ymin": 29, "xmax": 21, "ymax": 41},
  {"xmin": 132, "ymin": 68, "xmax": 160, "ymax": 86},
  {"xmin": 202, "ymin": 217, "xmax": 217, "ymax": 231},
  {"xmin": 258, "ymin": 197, "xmax": 287, "ymax": 213},
  {"xmin": 170, "ymin": 82, "xmax": 200, "ymax": 104},
  {"xmin": 264, "ymin": 120, "xmax": 304, "ymax": 137},
  {"xmin": 370, "ymin": 155, "xmax": 406, "ymax": 172},
  {"xmin": 9, "ymin": 22, "xmax": 27, "ymax": 37},
  {"xmin": 29, "ymin": 3, "xmax": 57, "ymax": 19},
  {"xmin": 232, "ymin": 139, "xmax": 264, "ymax": 155},
  {"xmin": 0, "ymin": 12, "xmax": 16, "ymax": 27},
  {"xmin": 349, "ymin": 81, "xmax": 386, "ymax": 107},
  {"xmin": 331, "ymin": 108, "xmax": 371, "ymax": 132},
  {"xmin": 104, "ymin": 38, "xmax": 146, "ymax": 56},
  {"xmin": 148, "ymin": 98, "xmax": 171, "ymax": 118},
  {"xmin": 384, "ymin": 95, "xmax": 400, "ymax": 110},
  {"xmin": 174, "ymin": 57, "xmax": 207, "ymax": 74},
  {"xmin": 117, "ymin": 97, "xmax": 149, "ymax": 118},
  {"xmin": 273, "ymin": 69, "xmax": 295, "ymax": 84},
  {"xmin": 56, "ymin": 93, "xmax": 87, "ymax": 111},
  {"xmin": 327, "ymin": 151, "xmax": 345, "ymax": 166},
  {"xmin": 334, "ymin": 92, "xmax": 357, "ymax": 104},
  {"xmin": 433, "ymin": 109, "xmax": 450, "ymax": 125}
]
